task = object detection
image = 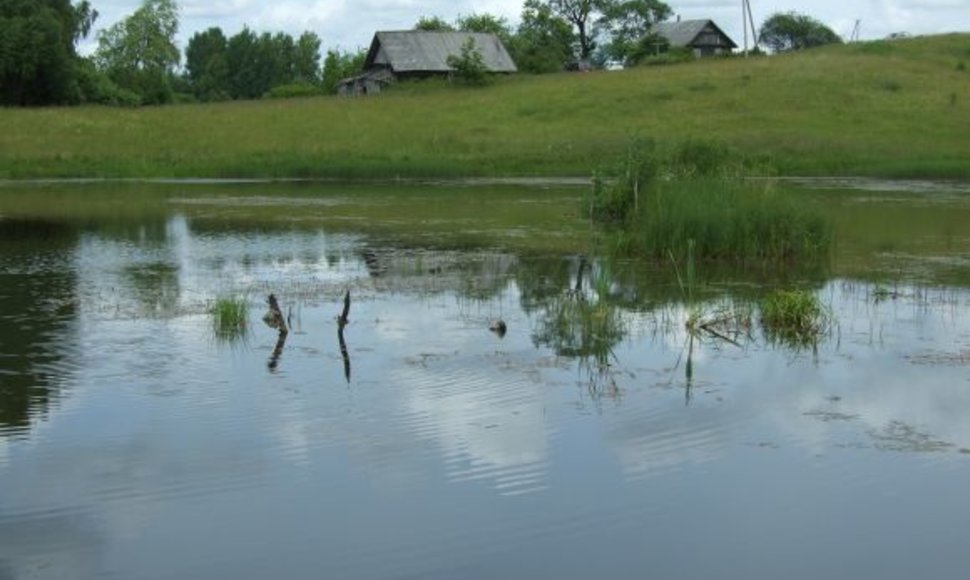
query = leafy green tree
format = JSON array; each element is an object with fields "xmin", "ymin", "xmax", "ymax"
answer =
[
  {"xmin": 225, "ymin": 27, "xmax": 259, "ymax": 99},
  {"xmin": 510, "ymin": 0, "xmax": 576, "ymax": 73},
  {"xmin": 543, "ymin": 0, "xmax": 603, "ymax": 63},
  {"xmin": 598, "ymin": 0, "xmax": 671, "ymax": 64},
  {"xmin": 446, "ymin": 38, "xmax": 490, "ymax": 86},
  {"xmin": 260, "ymin": 31, "xmax": 295, "ymax": 90},
  {"xmin": 759, "ymin": 12, "xmax": 842, "ymax": 52},
  {"xmin": 72, "ymin": 0, "xmax": 97, "ymax": 41},
  {"xmin": 224, "ymin": 28, "xmax": 320, "ymax": 99},
  {"xmin": 623, "ymin": 31, "xmax": 670, "ymax": 65},
  {"xmin": 321, "ymin": 48, "xmax": 365, "ymax": 94},
  {"xmin": 0, "ymin": 0, "xmax": 97, "ymax": 105},
  {"xmin": 293, "ymin": 31, "xmax": 322, "ymax": 84},
  {"xmin": 414, "ymin": 15, "xmax": 454, "ymax": 31},
  {"xmin": 456, "ymin": 13, "xmax": 513, "ymax": 42},
  {"xmin": 95, "ymin": 0, "xmax": 180, "ymax": 105},
  {"xmin": 227, "ymin": 29, "xmax": 290, "ymax": 99},
  {"xmin": 185, "ymin": 27, "xmax": 229, "ymax": 100}
]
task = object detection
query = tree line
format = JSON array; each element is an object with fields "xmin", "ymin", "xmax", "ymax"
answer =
[{"xmin": 1, "ymin": 0, "xmax": 844, "ymax": 107}]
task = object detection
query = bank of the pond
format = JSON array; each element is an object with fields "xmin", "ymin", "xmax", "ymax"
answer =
[{"xmin": 2, "ymin": 34, "xmax": 969, "ymax": 180}]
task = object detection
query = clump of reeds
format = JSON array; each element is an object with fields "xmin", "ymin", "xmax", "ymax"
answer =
[
  {"xmin": 588, "ymin": 139, "xmax": 831, "ymax": 264},
  {"xmin": 760, "ymin": 289, "xmax": 830, "ymax": 348},
  {"xmin": 211, "ymin": 296, "xmax": 249, "ymax": 341},
  {"xmin": 635, "ymin": 178, "xmax": 831, "ymax": 263}
]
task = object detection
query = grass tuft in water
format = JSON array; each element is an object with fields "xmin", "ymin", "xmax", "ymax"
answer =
[
  {"xmin": 760, "ymin": 289, "xmax": 830, "ymax": 348},
  {"xmin": 589, "ymin": 140, "xmax": 831, "ymax": 265},
  {"xmin": 211, "ymin": 296, "xmax": 249, "ymax": 342}
]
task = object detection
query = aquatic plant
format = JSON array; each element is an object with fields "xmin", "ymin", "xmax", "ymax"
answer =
[
  {"xmin": 588, "ymin": 139, "xmax": 659, "ymax": 223},
  {"xmin": 594, "ymin": 176, "xmax": 831, "ymax": 265},
  {"xmin": 588, "ymin": 138, "xmax": 830, "ymax": 264},
  {"xmin": 642, "ymin": 178, "xmax": 831, "ymax": 263},
  {"xmin": 211, "ymin": 296, "xmax": 249, "ymax": 341},
  {"xmin": 760, "ymin": 289, "xmax": 830, "ymax": 347}
]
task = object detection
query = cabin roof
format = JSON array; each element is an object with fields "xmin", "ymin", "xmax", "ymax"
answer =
[
  {"xmin": 364, "ymin": 31, "xmax": 518, "ymax": 73},
  {"xmin": 651, "ymin": 19, "xmax": 738, "ymax": 49}
]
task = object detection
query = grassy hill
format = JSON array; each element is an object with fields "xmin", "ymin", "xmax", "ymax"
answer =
[{"xmin": 1, "ymin": 33, "xmax": 969, "ymax": 180}]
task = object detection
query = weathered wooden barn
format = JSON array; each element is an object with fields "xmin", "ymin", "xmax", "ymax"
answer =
[
  {"xmin": 338, "ymin": 31, "xmax": 517, "ymax": 96},
  {"xmin": 650, "ymin": 19, "xmax": 737, "ymax": 57}
]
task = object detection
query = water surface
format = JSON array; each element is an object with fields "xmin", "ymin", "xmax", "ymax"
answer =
[{"xmin": 1, "ymin": 181, "xmax": 969, "ymax": 579}]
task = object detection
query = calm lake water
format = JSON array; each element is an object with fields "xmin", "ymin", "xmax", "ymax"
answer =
[{"xmin": 2, "ymin": 180, "xmax": 970, "ymax": 579}]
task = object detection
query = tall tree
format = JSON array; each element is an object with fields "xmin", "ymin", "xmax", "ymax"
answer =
[
  {"xmin": 598, "ymin": 0, "xmax": 671, "ymax": 64},
  {"xmin": 0, "ymin": 0, "xmax": 97, "ymax": 105},
  {"xmin": 414, "ymin": 16, "xmax": 454, "ymax": 31},
  {"xmin": 293, "ymin": 31, "xmax": 322, "ymax": 84},
  {"xmin": 456, "ymin": 13, "xmax": 513, "ymax": 41},
  {"xmin": 185, "ymin": 27, "xmax": 229, "ymax": 101},
  {"xmin": 224, "ymin": 28, "xmax": 319, "ymax": 99},
  {"xmin": 261, "ymin": 31, "xmax": 295, "ymax": 89},
  {"xmin": 511, "ymin": 0, "xmax": 576, "ymax": 73},
  {"xmin": 71, "ymin": 0, "xmax": 97, "ymax": 43},
  {"xmin": 225, "ymin": 27, "xmax": 259, "ymax": 99},
  {"xmin": 321, "ymin": 48, "xmax": 365, "ymax": 94},
  {"xmin": 95, "ymin": 0, "xmax": 180, "ymax": 105},
  {"xmin": 545, "ymin": 0, "xmax": 602, "ymax": 63},
  {"xmin": 759, "ymin": 12, "xmax": 842, "ymax": 52}
]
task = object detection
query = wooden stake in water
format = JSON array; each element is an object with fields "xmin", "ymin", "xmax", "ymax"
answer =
[{"xmin": 263, "ymin": 293, "xmax": 288, "ymax": 334}]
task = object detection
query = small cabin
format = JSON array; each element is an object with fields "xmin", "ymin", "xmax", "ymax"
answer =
[
  {"xmin": 651, "ymin": 19, "xmax": 737, "ymax": 57},
  {"xmin": 338, "ymin": 31, "xmax": 517, "ymax": 96}
]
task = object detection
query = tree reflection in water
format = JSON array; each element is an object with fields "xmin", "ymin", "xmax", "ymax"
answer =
[{"xmin": 525, "ymin": 257, "xmax": 626, "ymax": 400}]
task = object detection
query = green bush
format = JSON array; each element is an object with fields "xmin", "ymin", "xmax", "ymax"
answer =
[
  {"xmin": 73, "ymin": 59, "xmax": 142, "ymax": 106},
  {"xmin": 447, "ymin": 38, "xmax": 491, "ymax": 86}
]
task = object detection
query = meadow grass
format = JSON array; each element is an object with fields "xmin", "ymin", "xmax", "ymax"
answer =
[
  {"xmin": 211, "ymin": 296, "xmax": 249, "ymax": 342},
  {"xmin": 1, "ymin": 34, "xmax": 969, "ymax": 179}
]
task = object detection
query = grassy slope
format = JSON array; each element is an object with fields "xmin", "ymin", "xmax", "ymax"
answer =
[{"xmin": 1, "ymin": 34, "xmax": 969, "ymax": 179}]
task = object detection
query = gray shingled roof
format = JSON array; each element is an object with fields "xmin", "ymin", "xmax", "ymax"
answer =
[
  {"xmin": 364, "ymin": 31, "xmax": 518, "ymax": 73},
  {"xmin": 651, "ymin": 19, "xmax": 737, "ymax": 49}
]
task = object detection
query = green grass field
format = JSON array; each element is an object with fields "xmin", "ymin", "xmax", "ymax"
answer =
[{"xmin": 2, "ymin": 34, "xmax": 969, "ymax": 179}]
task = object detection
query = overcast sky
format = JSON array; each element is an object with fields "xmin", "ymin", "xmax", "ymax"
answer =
[{"xmin": 79, "ymin": 0, "xmax": 970, "ymax": 56}]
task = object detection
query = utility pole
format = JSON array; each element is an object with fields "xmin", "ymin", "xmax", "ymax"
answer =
[
  {"xmin": 850, "ymin": 19, "xmax": 861, "ymax": 42},
  {"xmin": 742, "ymin": 0, "xmax": 758, "ymax": 55},
  {"xmin": 743, "ymin": 0, "xmax": 748, "ymax": 54}
]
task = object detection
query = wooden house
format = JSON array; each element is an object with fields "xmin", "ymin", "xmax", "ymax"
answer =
[
  {"xmin": 338, "ymin": 31, "xmax": 517, "ymax": 96},
  {"xmin": 651, "ymin": 19, "xmax": 737, "ymax": 57}
]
